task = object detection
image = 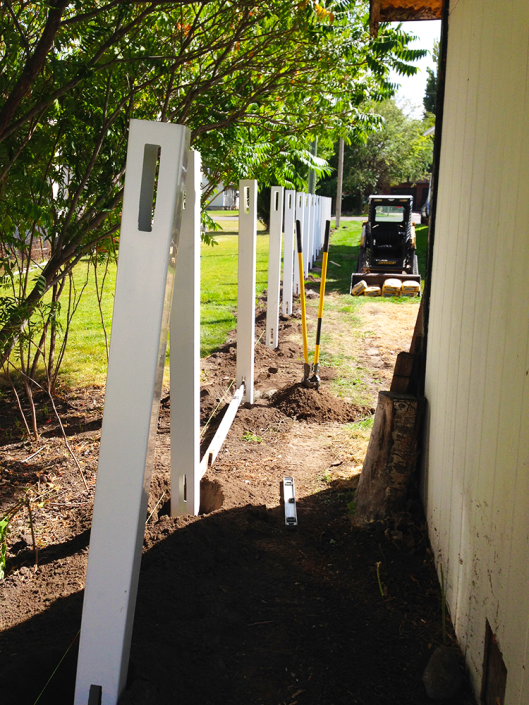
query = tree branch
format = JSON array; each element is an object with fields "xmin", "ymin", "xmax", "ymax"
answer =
[{"xmin": 0, "ymin": 0, "xmax": 69, "ymax": 140}]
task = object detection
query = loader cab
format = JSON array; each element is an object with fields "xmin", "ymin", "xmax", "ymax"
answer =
[
  {"xmin": 351, "ymin": 194, "xmax": 420, "ymax": 293},
  {"xmin": 363, "ymin": 195, "xmax": 416, "ymax": 275}
]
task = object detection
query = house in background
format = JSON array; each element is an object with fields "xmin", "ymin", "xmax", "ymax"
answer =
[
  {"xmin": 382, "ymin": 179, "xmax": 430, "ymax": 210},
  {"xmin": 202, "ymin": 178, "xmax": 239, "ymax": 210},
  {"xmin": 0, "ymin": 228, "xmax": 50, "ymax": 263},
  {"xmin": 371, "ymin": 1, "xmax": 529, "ymax": 703}
]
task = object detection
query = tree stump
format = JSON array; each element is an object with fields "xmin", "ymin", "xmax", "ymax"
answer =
[{"xmin": 353, "ymin": 391, "xmax": 425, "ymax": 525}]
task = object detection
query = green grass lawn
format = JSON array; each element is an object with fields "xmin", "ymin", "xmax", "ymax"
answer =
[
  {"xmin": 3, "ymin": 216, "xmax": 426, "ymax": 390},
  {"xmin": 306, "ymin": 219, "xmax": 425, "ymax": 403},
  {"xmin": 207, "ymin": 209, "xmax": 239, "ymax": 218},
  {"xmin": 3, "ymin": 227, "xmax": 271, "ymax": 388},
  {"xmin": 200, "ymin": 232, "xmax": 270, "ymax": 357},
  {"xmin": 60, "ymin": 260, "xmax": 117, "ymax": 388},
  {"xmin": 61, "ymin": 232, "xmax": 271, "ymax": 386},
  {"xmin": 0, "ymin": 260, "xmax": 117, "ymax": 390}
]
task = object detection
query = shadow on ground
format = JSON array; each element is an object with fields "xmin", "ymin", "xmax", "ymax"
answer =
[{"xmin": 0, "ymin": 484, "xmax": 476, "ymax": 705}]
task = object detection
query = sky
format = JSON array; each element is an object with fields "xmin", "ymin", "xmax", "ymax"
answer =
[{"xmin": 388, "ymin": 20, "xmax": 442, "ymax": 118}]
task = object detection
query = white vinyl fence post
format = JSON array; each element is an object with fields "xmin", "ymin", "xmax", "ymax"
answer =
[
  {"xmin": 282, "ymin": 190, "xmax": 296, "ymax": 314},
  {"xmin": 317, "ymin": 196, "xmax": 323, "ymax": 256},
  {"xmin": 313, "ymin": 196, "xmax": 319, "ymax": 261},
  {"xmin": 74, "ymin": 120, "xmax": 189, "ymax": 705},
  {"xmin": 236, "ymin": 180, "xmax": 257, "ymax": 403},
  {"xmin": 170, "ymin": 149, "xmax": 201, "ymax": 517},
  {"xmin": 311, "ymin": 194, "xmax": 317, "ymax": 263},
  {"xmin": 266, "ymin": 186, "xmax": 283, "ymax": 348},
  {"xmin": 294, "ymin": 192, "xmax": 304, "ymax": 295},
  {"xmin": 313, "ymin": 195, "xmax": 316, "ymax": 259},
  {"xmin": 313, "ymin": 195, "xmax": 318, "ymax": 263}
]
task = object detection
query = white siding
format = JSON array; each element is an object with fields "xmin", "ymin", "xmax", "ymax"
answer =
[{"xmin": 424, "ymin": 1, "xmax": 529, "ymax": 702}]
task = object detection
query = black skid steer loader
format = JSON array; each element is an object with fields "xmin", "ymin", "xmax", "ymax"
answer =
[{"xmin": 351, "ymin": 195, "xmax": 421, "ymax": 295}]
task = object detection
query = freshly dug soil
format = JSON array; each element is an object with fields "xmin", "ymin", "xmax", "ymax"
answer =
[
  {"xmin": 270, "ymin": 383, "xmax": 367, "ymax": 423},
  {"xmin": 0, "ymin": 301, "xmax": 476, "ymax": 705}
]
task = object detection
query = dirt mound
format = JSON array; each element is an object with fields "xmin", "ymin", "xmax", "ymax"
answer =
[{"xmin": 271, "ymin": 383, "xmax": 365, "ymax": 423}]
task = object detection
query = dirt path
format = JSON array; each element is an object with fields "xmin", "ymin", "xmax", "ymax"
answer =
[{"xmin": 0, "ymin": 300, "xmax": 476, "ymax": 705}]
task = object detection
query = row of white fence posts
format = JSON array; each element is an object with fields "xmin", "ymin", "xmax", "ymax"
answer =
[
  {"xmin": 266, "ymin": 189, "xmax": 332, "ymax": 350},
  {"xmin": 74, "ymin": 120, "xmax": 258, "ymax": 705},
  {"xmin": 73, "ymin": 127, "xmax": 331, "ymax": 702}
]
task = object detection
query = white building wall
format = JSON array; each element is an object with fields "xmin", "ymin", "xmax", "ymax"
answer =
[
  {"xmin": 202, "ymin": 178, "xmax": 239, "ymax": 210},
  {"xmin": 424, "ymin": 1, "xmax": 529, "ymax": 702}
]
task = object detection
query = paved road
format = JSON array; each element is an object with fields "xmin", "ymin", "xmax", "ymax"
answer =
[
  {"xmin": 210, "ymin": 213, "xmax": 423, "ymax": 223},
  {"xmin": 209, "ymin": 214, "xmax": 367, "ymax": 221}
]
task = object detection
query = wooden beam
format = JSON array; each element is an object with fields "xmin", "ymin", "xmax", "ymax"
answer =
[
  {"xmin": 390, "ymin": 351, "xmax": 416, "ymax": 394},
  {"xmin": 370, "ymin": 0, "xmax": 442, "ymax": 35},
  {"xmin": 353, "ymin": 391, "xmax": 426, "ymax": 524}
]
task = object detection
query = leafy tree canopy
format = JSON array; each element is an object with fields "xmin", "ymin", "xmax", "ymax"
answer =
[
  {"xmin": 318, "ymin": 99, "xmax": 434, "ymax": 213},
  {"xmin": 0, "ymin": 0, "xmax": 426, "ymax": 364},
  {"xmin": 423, "ymin": 38, "xmax": 439, "ymax": 117}
]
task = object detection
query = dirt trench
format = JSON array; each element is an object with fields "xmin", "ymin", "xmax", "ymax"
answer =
[{"xmin": 0, "ymin": 302, "xmax": 476, "ymax": 705}]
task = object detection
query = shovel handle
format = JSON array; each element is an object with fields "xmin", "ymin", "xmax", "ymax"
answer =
[
  {"xmin": 314, "ymin": 220, "xmax": 331, "ymax": 366},
  {"xmin": 296, "ymin": 219, "xmax": 309, "ymax": 366}
]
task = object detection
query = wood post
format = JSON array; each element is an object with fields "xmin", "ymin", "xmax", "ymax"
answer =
[
  {"xmin": 390, "ymin": 352, "xmax": 416, "ymax": 394},
  {"xmin": 335, "ymin": 137, "xmax": 344, "ymax": 226},
  {"xmin": 353, "ymin": 391, "xmax": 425, "ymax": 525}
]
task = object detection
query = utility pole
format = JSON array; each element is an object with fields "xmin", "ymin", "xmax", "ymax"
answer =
[
  {"xmin": 335, "ymin": 137, "xmax": 344, "ymax": 228},
  {"xmin": 308, "ymin": 137, "xmax": 318, "ymax": 194}
]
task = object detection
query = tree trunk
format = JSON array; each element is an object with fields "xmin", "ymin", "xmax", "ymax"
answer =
[
  {"xmin": 0, "ymin": 0, "xmax": 69, "ymax": 142},
  {"xmin": 0, "ymin": 250, "xmax": 69, "ymax": 366},
  {"xmin": 356, "ymin": 191, "xmax": 363, "ymax": 216},
  {"xmin": 335, "ymin": 137, "xmax": 344, "ymax": 226},
  {"xmin": 353, "ymin": 391, "xmax": 425, "ymax": 525}
]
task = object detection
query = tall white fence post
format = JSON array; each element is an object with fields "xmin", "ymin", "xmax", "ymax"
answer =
[
  {"xmin": 266, "ymin": 186, "xmax": 284, "ymax": 348},
  {"xmin": 316, "ymin": 196, "xmax": 322, "ymax": 258},
  {"xmin": 236, "ymin": 180, "xmax": 257, "ymax": 403},
  {"xmin": 170, "ymin": 149, "xmax": 201, "ymax": 517},
  {"xmin": 313, "ymin": 196, "xmax": 318, "ymax": 261},
  {"xmin": 282, "ymin": 189, "xmax": 296, "ymax": 314},
  {"xmin": 294, "ymin": 192, "xmax": 305, "ymax": 295},
  {"xmin": 313, "ymin": 194, "xmax": 318, "ymax": 262},
  {"xmin": 312, "ymin": 195, "xmax": 316, "ymax": 264},
  {"xmin": 74, "ymin": 120, "xmax": 189, "ymax": 705}
]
